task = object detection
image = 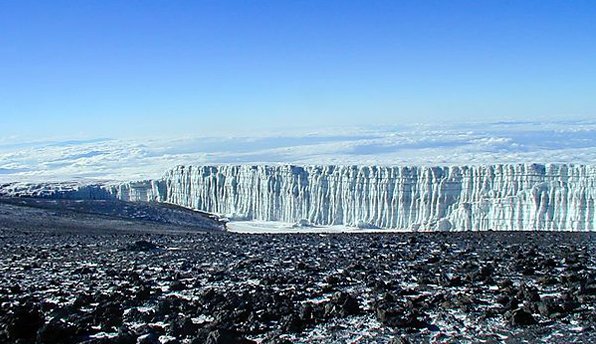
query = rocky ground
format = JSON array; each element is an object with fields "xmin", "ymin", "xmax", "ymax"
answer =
[{"xmin": 0, "ymin": 200, "xmax": 594, "ymax": 343}]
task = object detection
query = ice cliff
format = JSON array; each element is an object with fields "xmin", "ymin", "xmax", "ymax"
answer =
[
  {"xmin": 3, "ymin": 164, "xmax": 595, "ymax": 231},
  {"xmin": 108, "ymin": 164, "xmax": 595, "ymax": 231}
]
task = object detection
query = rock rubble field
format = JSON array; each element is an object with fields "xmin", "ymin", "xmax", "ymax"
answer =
[{"xmin": 0, "ymin": 199, "xmax": 594, "ymax": 343}]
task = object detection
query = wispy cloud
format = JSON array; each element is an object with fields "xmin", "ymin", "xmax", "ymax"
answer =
[{"xmin": 1, "ymin": 120, "xmax": 595, "ymax": 182}]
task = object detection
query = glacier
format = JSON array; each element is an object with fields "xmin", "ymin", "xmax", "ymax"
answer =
[
  {"xmin": 100, "ymin": 164, "xmax": 596, "ymax": 231},
  {"xmin": 2, "ymin": 163, "xmax": 595, "ymax": 231}
]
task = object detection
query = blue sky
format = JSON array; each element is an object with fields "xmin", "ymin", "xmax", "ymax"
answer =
[{"xmin": 1, "ymin": 1, "xmax": 595, "ymax": 140}]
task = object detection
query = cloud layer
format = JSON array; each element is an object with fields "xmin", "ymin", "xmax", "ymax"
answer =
[{"xmin": 1, "ymin": 120, "xmax": 595, "ymax": 182}]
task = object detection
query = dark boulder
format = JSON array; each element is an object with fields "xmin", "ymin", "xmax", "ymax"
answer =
[
  {"xmin": 204, "ymin": 329, "xmax": 256, "ymax": 344},
  {"xmin": 375, "ymin": 301, "xmax": 426, "ymax": 329},
  {"xmin": 137, "ymin": 332, "xmax": 161, "ymax": 344},
  {"xmin": 537, "ymin": 298, "xmax": 562, "ymax": 317},
  {"xmin": 126, "ymin": 240, "xmax": 161, "ymax": 251},
  {"xmin": 280, "ymin": 314, "xmax": 305, "ymax": 333},
  {"xmin": 509, "ymin": 308, "xmax": 537, "ymax": 326},
  {"xmin": 37, "ymin": 317, "xmax": 78, "ymax": 343},
  {"xmin": 323, "ymin": 292, "xmax": 361, "ymax": 318},
  {"xmin": 3, "ymin": 302, "xmax": 44, "ymax": 341},
  {"xmin": 113, "ymin": 326, "xmax": 137, "ymax": 344},
  {"xmin": 93, "ymin": 301, "xmax": 124, "ymax": 328},
  {"xmin": 169, "ymin": 316, "xmax": 199, "ymax": 337},
  {"xmin": 170, "ymin": 280, "xmax": 186, "ymax": 292}
]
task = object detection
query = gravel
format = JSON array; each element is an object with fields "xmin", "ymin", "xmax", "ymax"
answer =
[{"xmin": 0, "ymin": 199, "xmax": 594, "ymax": 343}]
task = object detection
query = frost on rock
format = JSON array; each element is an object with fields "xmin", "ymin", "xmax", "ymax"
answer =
[{"xmin": 114, "ymin": 164, "xmax": 595, "ymax": 231}]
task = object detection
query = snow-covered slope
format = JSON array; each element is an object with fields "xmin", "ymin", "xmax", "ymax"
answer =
[
  {"xmin": 113, "ymin": 164, "xmax": 595, "ymax": 231},
  {"xmin": 0, "ymin": 182, "xmax": 114, "ymax": 200},
  {"xmin": 3, "ymin": 163, "xmax": 595, "ymax": 231}
]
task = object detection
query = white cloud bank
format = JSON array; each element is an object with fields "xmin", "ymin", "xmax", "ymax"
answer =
[{"xmin": 1, "ymin": 119, "xmax": 595, "ymax": 183}]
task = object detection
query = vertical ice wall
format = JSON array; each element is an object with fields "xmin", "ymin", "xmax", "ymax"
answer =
[
  {"xmin": 121, "ymin": 164, "xmax": 595, "ymax": 231},
  {"xmin": 105, "ymin": 180, "xmax": 166, "ymax": 202}
]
